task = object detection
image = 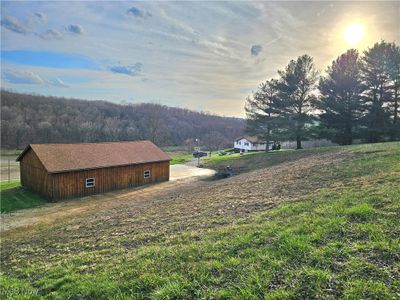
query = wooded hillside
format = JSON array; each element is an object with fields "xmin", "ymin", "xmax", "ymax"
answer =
[{"xmin": 1, "ymin": 90, "xmax": 244, "ymax": 149}]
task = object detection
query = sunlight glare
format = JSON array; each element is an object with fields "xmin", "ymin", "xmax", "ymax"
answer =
[{"xmin": 343, "ymin": 23, "xmax": 365, "ymax": 46}]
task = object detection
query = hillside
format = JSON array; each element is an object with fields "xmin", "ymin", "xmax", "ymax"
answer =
[
  {"xmin": 1, "ymin": 142, "xmax": 399, "ymax": 298},
  {"xmin": 0, "ymin": 90, "xmax": 244, "ymax": 149}
]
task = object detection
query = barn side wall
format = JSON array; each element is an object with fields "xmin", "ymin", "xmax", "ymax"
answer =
[
  {"xmin": 19, "ymin": 149, "xmax": 53, "ymax": 199},
  {"xmin": 52, "ymin": 161, "xmax": 170, "ymax": 200}
]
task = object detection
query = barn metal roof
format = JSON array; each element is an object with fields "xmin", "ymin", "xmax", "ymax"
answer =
[{"xmin": 17, "ymin": 140, "xmax": 171, "ymax": 173}]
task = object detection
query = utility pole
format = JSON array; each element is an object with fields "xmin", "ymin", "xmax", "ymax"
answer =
[{"xmin": 196, "ymin": 138, "xmax": 200, "ymax": 167}]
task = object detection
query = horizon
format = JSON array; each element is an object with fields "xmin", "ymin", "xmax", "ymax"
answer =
[
  {"xmin": 1, "ymin": 1, "xmax": 399, "ymax": 117},
  {"xmin": 0, "ymin": 88, "xmax": 244, "ymax": 119}
]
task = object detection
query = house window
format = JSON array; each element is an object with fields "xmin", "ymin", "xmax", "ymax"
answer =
[
  {"xmin": 85, "ymin": 178, "xmax": 95, "ymax": 188},
  {"xmin": 244, "ymin": 142, "xmax": 249, "ymax": 146},
  {"xmin": 144, "ymin": 170, "xmax": 151, "ymax": 178},
  {"xmin": 238, "ymin": 141, "xmax": 241, "ymax": 145}
]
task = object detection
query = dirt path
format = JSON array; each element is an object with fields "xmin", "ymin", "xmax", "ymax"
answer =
[{"xmin": 0, "ymin": 165, "xmax": 215, "ymax": 234}]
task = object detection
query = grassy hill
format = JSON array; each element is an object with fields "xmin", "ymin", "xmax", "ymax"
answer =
[{"xmin": 1, "ymin": 142, "xmax": 399, "ymax": 299}]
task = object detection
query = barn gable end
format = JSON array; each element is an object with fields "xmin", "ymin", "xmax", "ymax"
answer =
[{"xmin": 18, "ymin": 148, "xmax": 53, "ymax": 199}]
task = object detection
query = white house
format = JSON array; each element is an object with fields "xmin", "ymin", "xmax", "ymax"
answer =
[{"xmin": 234, "ymin": 136, "xmax": 268, "ymax": 151}]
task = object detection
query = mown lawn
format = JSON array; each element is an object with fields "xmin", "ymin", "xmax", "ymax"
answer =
[
  {"xmin": 0, "ymin": 182, "xmax": 47, "ymax": 213},
  {"xmin": 204, "ymin": 147, "xmax": 337, "ymax": 174},
  {"xmin": 170, "ymin": 149, "xmax": 232, "ymax": 165},
  {"xmin": 0, "ymin": 142, "xmax": 399, "ymax": 299},
  {"xmin": 0, "ymin": 180, "xmax": 21, "ymax": 190},
  {"xmin": 170, "ymin": 154, "xmax": 193, "ymax": 165},
  {"xmin": 0, "ymin": 149, "xmax": 22, "ymax": 157}
]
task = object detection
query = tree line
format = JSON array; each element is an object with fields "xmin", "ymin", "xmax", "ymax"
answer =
[
  {"xmin": 246, "ymin": 41, "xmax": 400, "ymax": 149},
  {"xmin": 1, "ymin": 90, "xmax": 244, "ymax": 149}
]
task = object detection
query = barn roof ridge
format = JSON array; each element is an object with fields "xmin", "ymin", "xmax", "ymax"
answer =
[{"xmin": 28, "ymin": 140, "xmax": 154, "ymax": 146}]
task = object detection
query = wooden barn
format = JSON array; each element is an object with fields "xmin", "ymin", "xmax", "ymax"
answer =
[{"xmin": 16, "ymin": 141, "xmax": 171, "ymax": 200}]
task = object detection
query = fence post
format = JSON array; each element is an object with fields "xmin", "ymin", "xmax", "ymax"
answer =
[{"xmin": 8, "ymin": 159, "xmax": 11, "ymax": 182}]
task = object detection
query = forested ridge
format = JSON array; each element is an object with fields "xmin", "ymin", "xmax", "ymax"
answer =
[{"xmin": 1, "ymin": 90, "xmax": 244, "ymax": 149}]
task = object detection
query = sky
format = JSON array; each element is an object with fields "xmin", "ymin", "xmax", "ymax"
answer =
[{"xmin": 1, "ymin": 1, "xmax": 399, "ymax": 117}]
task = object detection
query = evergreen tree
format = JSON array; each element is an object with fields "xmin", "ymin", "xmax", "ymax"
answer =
[
  {"xmin": 245, "ymin": 79, "xmax": 281, "ymax": 150},
  {"xmin": 245, "ymin": 41, "xmax": 399, "ymax": 146},
  {"xmin": 360, "ymin": 41, "xmax": 393, "ymax": 142},
  {"xmin": 386, "ymin": 43, "xmax": 400, "ymax": 140},
  {"xmin": 317, "ymin": 49, "xmax": 364, "ymax": 145},
  {"xmin": 276, "ymin": 55, "xmax": 318, "ymax": 149}
]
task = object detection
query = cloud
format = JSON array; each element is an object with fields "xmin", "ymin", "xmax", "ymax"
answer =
[
  {"xmin": 37, "ymin": 29, "xmax": 63, "ymax": 40},
  {"xmin": 34, "ymin": 12, "xmax": 47, "ymax": 23},
  {"xmin": 1, "ymin": 15, "xmax": 29, "ymax": 34},
  {"xmin": 126, "ymin": 7, "xmax": 151, "ymax": 19},
  {"xmin": 2, "ymin": 70, "xmax": 69, "ymax": 88},
  {"xmin": 2, "ymin": 70, "xmax": 45, "ymax": 84},
  {"xmin": 109, "ymin": 63, "xmax": 143, "ymax": 76},
  {"xmin": 1, "ymin": 1, "xmax": 398, "ymax": 117},
  {"xmin": 251, "ymin": 44, "xmax": 262, "ymax": 56},
  {"xmin": 66, "ymin": 24, "xmax": 85, "ymax": 35},
  {"xmin": 50, "ymin": 77, "xmax": 69, "ymax": 88}
]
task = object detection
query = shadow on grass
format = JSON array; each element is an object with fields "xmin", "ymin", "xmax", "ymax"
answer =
[{"xmin": 0, "ymin": 187, "xmax": 47, "ymax": 213}]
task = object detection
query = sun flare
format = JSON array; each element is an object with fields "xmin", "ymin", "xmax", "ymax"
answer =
[{"xmin": 343, "ymin": 23, "xmax": 365, "ymax": 46}]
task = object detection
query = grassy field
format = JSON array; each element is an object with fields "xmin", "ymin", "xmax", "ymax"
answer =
[
  {"xmin": 170, "ymin": 149, "xmax": 233, "ymax": 165},
  {"xmin": 0, "ymin": 180, "xmax": 20, "ymax": 190},
  {"xmin": 204, "ymin": 148, "xmax": 338, "ymax": 174},
  {"xmin": 1, "ymin": 149, "xmax": 22, "ymax": 182},
  {"xmin": 0, "ymin": 142, "xmax": 399, "ymax": 299},
  {"xmin": 170, "ymin": 154, "xmax": 193, "ymax": 165},
  {"xmin": 0, "ymin": 149, "xmax": 22, "ymax": 157},
  {"xmin": 0, "ymin": 181, "xmax": 47, "ymax": 213}
]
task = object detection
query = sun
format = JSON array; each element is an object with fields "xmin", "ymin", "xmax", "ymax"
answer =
[{"xmin": 343, "ymin": 23, "xmax": 365, "ymax": 46}]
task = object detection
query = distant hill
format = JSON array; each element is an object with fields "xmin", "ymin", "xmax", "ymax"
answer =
[{"xmin": 1, "ymin": 90, "xmax": 244, "ymax": 149}]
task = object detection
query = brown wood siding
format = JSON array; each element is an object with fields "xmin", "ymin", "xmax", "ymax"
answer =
[
  {"xmin": 19, "ymin": 149, "xmax": 53, "ymax": 199},
  {"xmin": 52, "ymin": 161, "xmax": 170, "ymax": 200}
]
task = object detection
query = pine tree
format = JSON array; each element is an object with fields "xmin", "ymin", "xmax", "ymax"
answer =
[
  {"xmin": 276, "ymin": 55, "xmax": 318, "ymax": 149},
  {"xmin": 245, "ymin": 79, "xmax": 281, "ymax": 150},
  {"xmin": 386, "ymin": 43, "xmax": 400, "ymax": 140},
  {"xmin": 317, "ymin": 49, "xmax": 364, "ymax": 145},
  {"xmin": 360, "ymin": 41, "xmax": 393, "ymax": 142}
]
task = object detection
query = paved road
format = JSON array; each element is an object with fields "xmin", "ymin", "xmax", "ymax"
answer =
[{"xmin": 170, "ymin": 164, "xmax": 215, "ymax": 180}]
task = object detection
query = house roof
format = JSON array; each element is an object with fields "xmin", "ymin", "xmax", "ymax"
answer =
[
  {"xmin": 17, "ymin": 140, "xmax": 171, "ymax": 173},
  {"xmin": 235, "ymin": 136, "xmax": 265, "ymax": 144}
]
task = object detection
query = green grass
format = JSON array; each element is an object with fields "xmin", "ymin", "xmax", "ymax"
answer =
[
  {"xmin": 0, "ymin": 186, "xmax": 47, "ymax": 213},
  {"xmin": 205, "ymin": 143, "xmax": 400, "ymax": 176},
  {"xmin": 0, "ymin": 180, "xmax": 20, "ymax": 190},
  {"xmin": 0, "ymin": 149, "xmax": 22, "ymax": 157},
  {"xmin": 170, "ymin": 154, "xmax": 193, "ymax": 165},
  {"xmin": 204, "ymin": 147, "xmax": 335, "ymax": 174},
  {"xmin": 169, "ymin": 148, "xmax": 233, "ymax": 165},
  {"xmin": 1, "ymin": 142, "xmax": 399, "ymax": 299}
]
